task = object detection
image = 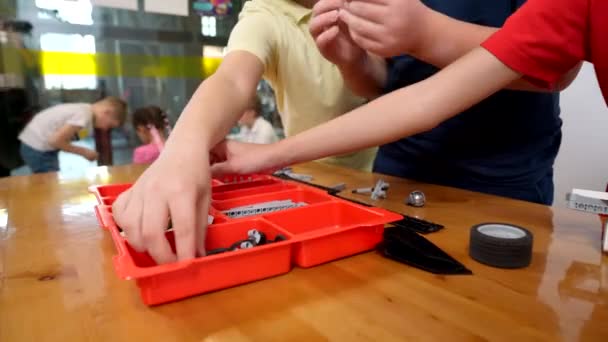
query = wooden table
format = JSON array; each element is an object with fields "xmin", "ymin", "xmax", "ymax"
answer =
[{"xmin": 1, "ymin": 162, "xmax": 606, "ymax": 341}]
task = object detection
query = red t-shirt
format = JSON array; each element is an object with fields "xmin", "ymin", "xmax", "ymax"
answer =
[{"xmin": 482, "ymin": 0, "xmax": 608, "ymax": 105}]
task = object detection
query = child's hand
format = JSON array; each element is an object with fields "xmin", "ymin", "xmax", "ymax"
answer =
[
  {"xmin": 83, "ymin": 149, "xmax": 99, "ymax": 161},
  {"xmin": 310, "ymin": 0, "xmax": 367, "ymax": 69},
  {"xmin": 112, "ymin": 150, "xmax": 211, "ymax": 264},
  {"xmin": 210, "ymin": 140, "xmax": 283, "ymax": 177},
  {"xmin": 340, "ymin": 0, "xmax": 429, "ymax": 57}
]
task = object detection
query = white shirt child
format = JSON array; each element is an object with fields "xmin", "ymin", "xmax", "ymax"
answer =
[
  {"xmin": 232, "ymin": 117, "xmax": 279, "ymax": 144},
  {"xmin": 19, "ymin": 103, "xmax": 93, "ymax": 151}
]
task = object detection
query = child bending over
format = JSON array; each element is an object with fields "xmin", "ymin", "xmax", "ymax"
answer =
[{"xmin": 19, "ymin": 97, "xmax": 127, "ymax": 173}]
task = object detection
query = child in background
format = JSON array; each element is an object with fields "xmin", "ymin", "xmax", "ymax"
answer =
[
  {"xmin": 19, "ymin": 96, "xmax": 127, "ymax": 173},
  {"xmin": 229, "ymin": 97, "xmax": 278, "ymax": 144},
  {"xmin": 132, "ymin": 106, "xmax": 171, "ymax": 164}
]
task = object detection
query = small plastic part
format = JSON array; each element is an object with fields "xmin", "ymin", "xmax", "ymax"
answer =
[
  {"xmin": 332, "ymin": 195, "xmax": 373, "ymax": 207},
  {"xmin": 272, "ymin": 167, "xmax": 293, "ymax": 176},
  {"xmin": 469, "ymin": 223, "xmax": 533, "ymax": 269},
  {"xmin": 352, "ymin": 187, "xmax": 373, "ymax": 194},
  {"xmin": 406, "ymin": 190, "xmax": 426, "ymax": 207},
  {"xmin": 273, "ymin": 234, "xmax": 287, "ymax": 242},
  {"xmin": 247, "ymin": 229, "xmax": 267, "ymax": 245},
  {"xmin": 565, "ymin": 188, "xmax": 608, "ymax": 254},
  {"xmin": 379, "ymin": 226, "xmax": 472, "ymax": 275},
  {"xmin": 329, "ymin": 183, "xmax": 347, "ymax": 193},
  {"xmin": 273, "ymin": 168, "xmax": 313, "ymax": 182},
  {"xmin": 238, "ymin": 241, "xmax": 254, "ymax": 249},
  {"xmin": 390, "ymin": 216, "xmax": 444, "ymax": 234},
  {"xmin": 207, "ymin": 247, "xmax": 231, "ymax": 256},
  {"xmin": 286, "ymin": 173, "xmax": 313, "ymax": 182},
  {"xmin": 273, "ymin": 172, "xmax": 345, "ymax": 194},
  {"xmin": 371, "ymin": 180, "xmax": 389, "ymax": 200},
  {"xmin": 223, "ymin": 200, "xmax": 308, "ymax": 218}
]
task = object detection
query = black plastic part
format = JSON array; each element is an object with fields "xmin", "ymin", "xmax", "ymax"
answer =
[
  {"xmin": 273, "ymin": 173, "xmax": 342, "ymax": 195},
  {"xmin": 273, "ymin": 234, "xmax": 287, "ymax": 242},
  {"xmin": 206, "ymin": 232, "xmax": 288, "ymax": 256},
  {"xmin": 332, "ymin": 194, "xmax": 373, "ymax": 207},
  {"xmin": 378, "ymin": 226, "xmax": 472, "ymax": 275},
  {"xmin": 207, "ymin": 247, "xmax": 233, "ymax": 256},
  {"xmin": 389, "ymin": 216, "xmax": 445, "ymax": 234},
  {"xmin": 469, "ymin": 223, "xmax": 533, "ymax": 269}
]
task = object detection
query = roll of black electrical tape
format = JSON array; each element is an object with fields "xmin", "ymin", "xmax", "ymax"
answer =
[{"xmin": 469, "ymin": 223, "xmax": 533, "ymax": 269}]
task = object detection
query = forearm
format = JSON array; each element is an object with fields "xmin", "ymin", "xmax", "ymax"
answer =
[
  {"xmin": 167, "ymin": 78, "xmax": 251, "ymax": 153},
  {"xmin": 53, "ymin": 142, "xmax": 93, "ymax": 157},
  {"xmin": 339, "ymin": 53, "xmax": 387, "ymax": 99},
  {"xmin": 274, "ymin": 48, "xmax": 521, "ymax": 165},
  {"xmin": 414, "ymin": 7, "xmax": 577, "ymax": 92},
  {"xmin": 164, "ymin": 54, "xmax": 261, "ymax": 154},
  {"xmin": 413, "ymin": 8, "xmax": 496, "ymax": 70}
]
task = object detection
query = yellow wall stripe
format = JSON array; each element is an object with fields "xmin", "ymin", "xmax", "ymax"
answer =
[{"xmin": 0, "ymin": 48, "xmax": 222, "ymax": 78}]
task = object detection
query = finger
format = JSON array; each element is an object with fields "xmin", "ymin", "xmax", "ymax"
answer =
[
  {"xmin": 309, "ymin": 10, "xmax": 339, "ymax": 37},
  {"xmin": 141, "ymin": 195, "xmax": 175, "ymax": 264},
  {"xmin": 111, "ymin": 189, "xmax": 130, "ymax": 227},
  {"xmin": 349, "ymin": 31, "xmax": 386, "ymax": 56},
  {"xmin": 121, "ymin": 189, "xmax": 147, "ymax": 253},
  {"xmin": 195, "ymin": 190, "xmax": 211, "ymax": 257},
  {"xmin": 312, "ymin": 0, "xmax": 345, "ymax": 16},
  {"xmin": 316, "ymin": 25, "xmax": 341, "ymax": 50},
  {"xmin": 170, "ymin": 192, "xmax": 198, "ymax": 261},
  {"xmin": 345, "ymin": 0, "xmax": 385, "ymax": 24},
  {"xmin": 339, "ymin": 9, "xmax": 384, "ymax": 42}
]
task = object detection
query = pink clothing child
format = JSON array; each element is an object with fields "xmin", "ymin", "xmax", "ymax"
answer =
[
  {"xmin": 133, "ymin": 125, "xmax": 165, "ymax": 164},
  {"xmin": 131, "ymin": 106, "xmax": 170, "ymax": 165}
]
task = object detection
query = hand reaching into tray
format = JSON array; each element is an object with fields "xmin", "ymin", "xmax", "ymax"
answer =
[
  {"xmin": 112, "ymin": 146, "xmax": 212, "ymax": 264},
  {"xmin": 210, "ymin": 140, "xmax": 285, "ymax": 177}
]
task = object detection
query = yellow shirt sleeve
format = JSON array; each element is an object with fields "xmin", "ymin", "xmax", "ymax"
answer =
[{"xmin": 226, "ymin": 13, "xmax": 278, "ymax": 77}]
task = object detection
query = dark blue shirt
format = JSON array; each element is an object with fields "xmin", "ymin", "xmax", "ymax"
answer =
[{"xmin": 374, "ymin": 0, "xmax": 562, "ymax": 205}]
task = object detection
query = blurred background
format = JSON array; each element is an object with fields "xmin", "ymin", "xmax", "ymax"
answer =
[{"xmin": 0, "ymin": 0, "xmax": 281, "ymax": 178}]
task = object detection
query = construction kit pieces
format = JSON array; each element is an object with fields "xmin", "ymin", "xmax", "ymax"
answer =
[{"xmin": 90, "ymin": 175, "xmax": 401, "ymax": 305}]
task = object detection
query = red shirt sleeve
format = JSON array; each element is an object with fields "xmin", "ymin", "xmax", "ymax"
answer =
[{"xmin": 482, "ymin": 0, "xmax": 589, "ymax": 89}]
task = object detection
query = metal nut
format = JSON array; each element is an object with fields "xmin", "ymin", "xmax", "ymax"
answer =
[{"xmin": 406, "ymin": 190, "xmax": 426, "ymax": 207}]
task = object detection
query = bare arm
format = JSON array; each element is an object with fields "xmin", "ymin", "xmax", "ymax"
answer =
[
  {"xmin": 272, "ymin": 48, "xmax": 521, "ymax": 165},
  {"xmin": 49, "ymin": 124, "xmax": 96, "ymax": 158},
  {"xmin": 411, "ymin": 8, "xmax": 581, "ymax": 91},
  {"xmin": 165, "ymin": 51, "xmax": 264, "ymax": 153}
]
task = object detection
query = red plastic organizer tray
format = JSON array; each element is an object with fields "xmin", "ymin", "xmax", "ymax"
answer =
[{"xmin": 90, "ymin": 175, "xmax": 402, "ymax": 305}]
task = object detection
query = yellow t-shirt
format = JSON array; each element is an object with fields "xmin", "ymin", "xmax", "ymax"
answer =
[{"xmin": 226, "ymin": 0, "xmax": 377, "ymax": 171}]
